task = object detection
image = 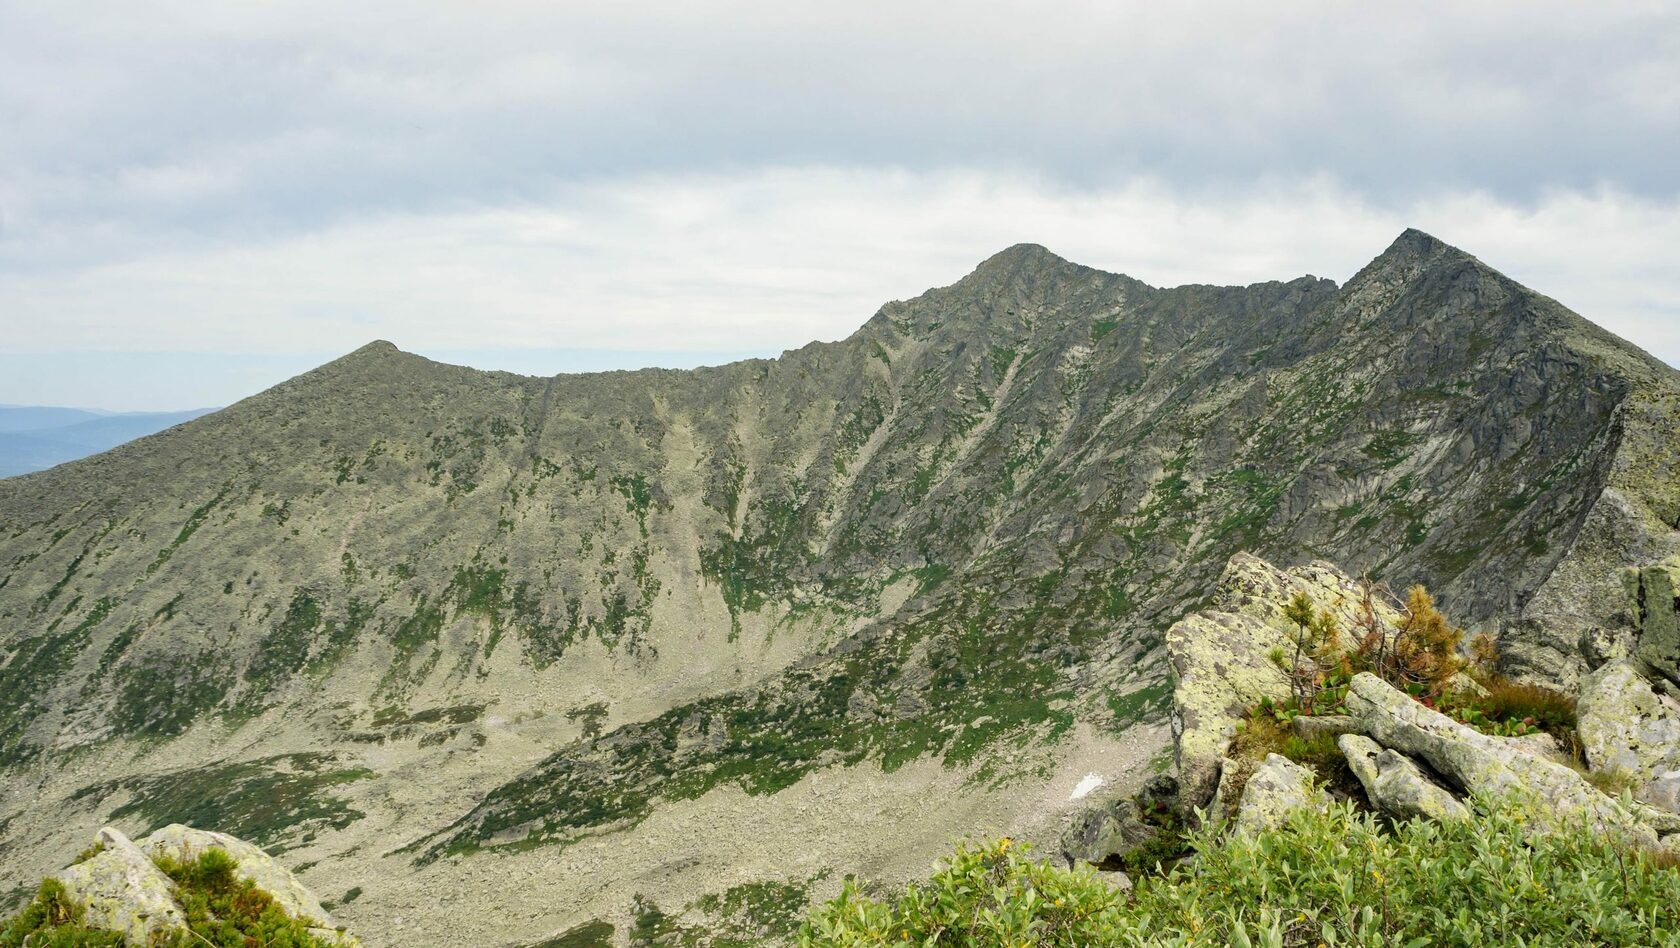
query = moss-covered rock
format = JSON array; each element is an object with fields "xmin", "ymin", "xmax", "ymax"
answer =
[
  {"xmin": 51, "ymin": 827, "xmax": 185, "ymax": 947},
  {"xmin": 140, "ymin": 824, "xmax": 339, "ymax": 931},
  {"xmin": 12, "ymin": 825, "xmax": 360, "ymax": 948}
]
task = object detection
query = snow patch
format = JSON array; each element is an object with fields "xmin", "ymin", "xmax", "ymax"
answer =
[{"xmin": 1070, "ymin": 773, "xmax": 1104, "ymax": 801}]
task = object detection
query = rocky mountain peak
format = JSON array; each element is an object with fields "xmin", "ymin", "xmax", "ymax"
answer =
[{"xmin": 1349, "ymin": 227, "xmax": 1476, "ymax": 284}]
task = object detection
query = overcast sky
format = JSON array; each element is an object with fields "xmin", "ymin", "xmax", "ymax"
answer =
[{"xmin": 2, "ymin": 1, "xmax": 1677, "ymax": 409}]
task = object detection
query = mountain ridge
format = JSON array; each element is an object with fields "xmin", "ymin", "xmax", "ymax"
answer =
[{"xmin": 1, "ymin": 231, "xmax": 1677, "ymax": 945}]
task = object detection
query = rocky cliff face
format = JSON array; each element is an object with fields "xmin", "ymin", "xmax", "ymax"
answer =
[{"xmin": 1, "ymin": 230, "xmax": 1676, "ymax": 945}]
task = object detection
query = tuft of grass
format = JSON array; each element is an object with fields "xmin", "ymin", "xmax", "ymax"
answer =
[
  {"xmin": 1433, "ymin": 676, "xmax": 1577, "ymax": 740},
  {"xmin": 1583, "ymin": 767, "xmax": 1640, "ymax": 797},
  {"xmin": 1476, "ymin": 678, "xmax": 1577, "ymax": 733}
]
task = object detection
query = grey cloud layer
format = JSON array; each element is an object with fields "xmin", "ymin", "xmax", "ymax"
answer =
[
  {"xmin": 3, "ymin": 1, "xmax": 1677, "ymax": 265},
  {"xmin": 1, "ymin": 0, "xmax": 1676, "ymax": 406}
]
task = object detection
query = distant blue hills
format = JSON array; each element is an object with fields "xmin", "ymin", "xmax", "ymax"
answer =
[{"xmin": 0, "ymin": 404, "xmax": 217, "ymax": 478}]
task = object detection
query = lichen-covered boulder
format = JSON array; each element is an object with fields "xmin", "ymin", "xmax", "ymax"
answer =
[
  {"xmin": 1338, "ymin": 733, "xmax": 1467, "ymax": 822},
  {"xmin": 1168, "ymin": 611, "xmax": 1289, "ymax": 814},
  {"xmin": 1577, "ymin": 659, "xmax": 1680, "ymax": 810},
  {"xmin": 140, "ymin": 824, "xmax": 338, "ymax": 930},
  {"xmin": 1168, "ymin": 553, "xmax": 1402, "ymax": 813},
  {"xmin": 1644, "ymin": 772, "xmax": 1680, "ymax": 816},
  {"xmin": 1345, "ymin": 673, "xmax": 1656, "ymax": 842},
  {"xmin": 52, "ymin": 827, "xmax": 186, "ymax": 947},
  {"xmin": 35, "ymin": 825, "xmax": 361, "ymax": 948},
  {"xmin": 1580, "ymin": 624, "xmax": 1636, "ymax": 670},
  {"xmin": 1232, "ymin": 754, "xmax": 1328, "ymax": 834},
  {"xmin": 1628, "ymin": 557, "xmax": 1680, "ymax": 686}
]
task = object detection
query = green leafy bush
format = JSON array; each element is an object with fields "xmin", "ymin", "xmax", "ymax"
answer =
[
  {"xmin": 799, "ymin": 838, "xmax": 1128, "ymax": 946},
  {"xmin": 800, "ymin": 797, "xmax": 1680, "ymax": 946}
]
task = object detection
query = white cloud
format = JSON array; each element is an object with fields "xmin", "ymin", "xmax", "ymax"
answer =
[
  {"xmin": 0, "ymin": 1, "xmax": 1675, "ymax": 410},
  {"xmin": 7, "ymin": 168, "xmax": 1677, "ymax": 366}
]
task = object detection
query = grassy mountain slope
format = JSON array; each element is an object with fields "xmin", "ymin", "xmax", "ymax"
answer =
[{"xmin": 0, "ymin": 231, "xmax": 1676, "ymax": 944}]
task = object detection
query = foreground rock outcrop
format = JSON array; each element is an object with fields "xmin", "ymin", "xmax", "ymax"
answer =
[
  {"xmin": 22, "ymin": 825, "xmax": 358, "ymax": 947},
  {"xmin": 1151, "ymin": 551, "xmax": 1680, "ymax": 868},
  {"xmin": 53, "ymin": 827, "xmax": 186, "ymax": 946},
  {"xmin": 1168, "ymin": 553, "xmax": 1405, "ymax": 812},
  {"xmin": 1578, "ymin": 659, "xmax": 1680, "ymax": 811},
  {"xmin": 1232, "ymin": 755, "xmax": 1328, "ymax": 834},
  {"xmin": 1344, "ymin": 673, "xmax": 1655, "ymax": 843}
]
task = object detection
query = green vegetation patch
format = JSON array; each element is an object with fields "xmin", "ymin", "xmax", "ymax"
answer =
[
  {"xmin": 526, "ymin": 920, "xmax": 615, "ymax": 948},
  {"xmin": 607, "ymin": 876, "xmax": 821, "ymax": 948},
  {"xmin": 109, "ymin": 654, "xmax": 234, "ymax": 740},
  {"xmin": 0, "ymin": 596, "xmax": 117, "ymax": 765},
  {"xmin": 147, "ymin": 484, "xmax": 231, "ymax": 575},
  {"xmin": 1105, "ymin": 678, "xmax": 1172, "ymax": 730},
  {"xmin": 692, "ymin": 876, "xmax": 822, "ymax": 944},
  {"xmin": 242, "ymin": 589, "xmax": 324, "ymax": 704},
  {"xmin": 800, "ymin": 797, "xmax": 1680, "ymax": 946},
  {"xmin": 699, "ymin": 489, "xmax": 813, "ymax": 639},
  {"xmin": 73, "ymin": 753, "xmax": 372, "ymax": 852}
]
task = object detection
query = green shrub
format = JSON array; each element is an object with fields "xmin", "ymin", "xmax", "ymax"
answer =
[
  {"xmin": 1115, "ymin": 809, "xmax": 1191, "ymax": 877},
  {"xmin": 799, "ymin": 838, "xmax": 1128, "ymax": 946},
  {"xmin": 0, "ymin": 878, "xmax": 122, "ymax": 947},
  {"xmin": 800, "ymin": 797, "xmax": 1680, "ymax": 946},
  {"xmin": 1228, "ymin": 709, "xmax": 1361, "ymax": 802},
  {"xmin": 156, "ymin": 849, "xmax": 335, "ymax": 947},
  {"xmin": 1258, "ymin": 583, "xmax": 1577, "ymax": 744}
]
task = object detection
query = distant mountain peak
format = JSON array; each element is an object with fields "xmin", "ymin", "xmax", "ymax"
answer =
[
  {"xmin": 343, "ymin": 339, "xmax": 403, "ymax": 360},
  {"xmin": 960, "ymin": 243, "xmax": 1079, "ymax": 285},
  {"xmin": 979, "ymin": 242, "xmax": 1066, "ymax": 266},
  {"xmin": 1375, "ymin": 227, "xmax": 1470, "ymax": 266}
]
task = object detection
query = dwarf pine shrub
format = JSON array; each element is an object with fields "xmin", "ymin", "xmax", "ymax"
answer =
[{"xmin": 799, "ymin": 796, "xmax": 1680, "ymax": 947}]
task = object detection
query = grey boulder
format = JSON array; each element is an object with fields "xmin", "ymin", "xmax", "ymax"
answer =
[
  {"xmin": 1344, "ymin": 672, "xmax": 1656, "ymax": 843},
  {"xmin": 1233, "ymin": 754, "xmax": 1329, "ymax": 835},
  {"xmin": 1338, "ymin": 733, "xmax": 1468, "ymax": 822}
]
